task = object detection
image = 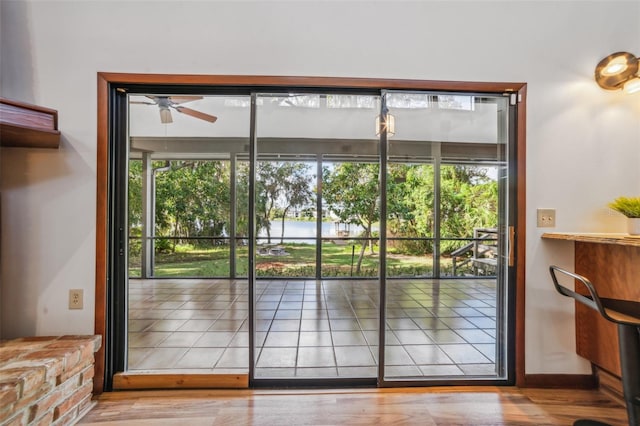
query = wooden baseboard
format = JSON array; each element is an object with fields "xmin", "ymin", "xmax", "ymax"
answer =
[
  {"xmin": 596, "ymin": 367, "xmax": 625, "ymax": 407},
  {"xmin": 113, "ymin": 372, "xmax": 249, "ymax": 390},
  {"xmin": 523, "ymin": 374, "xmax": 596, "ymax": 389}
]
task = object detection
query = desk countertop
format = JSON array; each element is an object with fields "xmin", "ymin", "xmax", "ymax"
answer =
[{"xmin": 541, "ymin": 232, "xmax": 640, "ymax": 247}]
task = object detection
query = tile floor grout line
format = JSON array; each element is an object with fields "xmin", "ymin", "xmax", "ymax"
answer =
[{"xmin": 127, "ymin": 278, "xmax": 502, "ymax": 379}]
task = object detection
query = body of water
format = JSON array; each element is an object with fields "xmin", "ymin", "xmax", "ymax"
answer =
[{"xmin": 257, "ymin": 220, "xmax": 369, "ymax": 243}]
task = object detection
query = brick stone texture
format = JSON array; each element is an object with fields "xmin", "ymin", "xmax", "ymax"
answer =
[{"xmin": 0, "ymin": 335, "xmax": 101, "ymax": 426}]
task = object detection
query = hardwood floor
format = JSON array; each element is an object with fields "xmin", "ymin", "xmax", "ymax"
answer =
[{"xmin": 80, "ymin": 387, "xmax": 627, "ymax": 425}]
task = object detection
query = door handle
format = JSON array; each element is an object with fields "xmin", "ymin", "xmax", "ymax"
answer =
[{"xmin": 508, "ymin": 226, "xmax": 515, "ymax": 267}]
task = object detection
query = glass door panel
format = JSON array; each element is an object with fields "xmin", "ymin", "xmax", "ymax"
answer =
[
  {"xmin": 126, "ymin": 94, "xmax": 250, "ymax": 373},
  {"xmin": 441, "ymin": 164, "xmax": 499, "ymax": 278},
  {"xmin": 252, "ymin": 93, "xmax": 381, "ymax": 380},
  {"xmin": 386, "ymin": 162, "xmax": 435, "ymax": 278},
  {"xmin": 321, "ymin": 160, "xmax": 380, "ymax": 278},
  {"xmin": 235, "ymin": 159, "xmax": 250, "ymax": 277},
  {"xmin": 383, "ymin": 92, "xmax": 510, "ymax": 381},
  {"xmin": 255, "ymin": 159, "xmax": 317, "ymax": 278}
]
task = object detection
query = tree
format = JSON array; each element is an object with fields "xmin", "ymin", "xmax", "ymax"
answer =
[
  {"xmin": 255, "ymin": 162, "xmax": 286, "ymax": 244},
  {"xmin": 234, "ymin": 162, "xmax": 250, "ymax": 239},
  {"xmin": 387, "ymin": 164, "xmax": 498, "ymax": 255},
  {"xmin": 278, "ymin": 163, "xmax": 314, "ymax": 243},
  {"xmin": 386, "ymin": 163, "xmax": 432, "ymax": 254},
  {"xmin": 439, "ymin": 165, "xmax": 498, "ymax": 240},
  {"xmin": 323, "ymin": 162, "xmax": 379, "ymax": 273},
  {"xmin": 128, "ymin": 160, "xmax": 143, "ymax": 231},
  {"xmin": 153, "ymin": 160, "xmax": 231, "ymax": 251},
  {"xmin": 254, "ymin": 161, "xmax": 314, "ymax": 244}
]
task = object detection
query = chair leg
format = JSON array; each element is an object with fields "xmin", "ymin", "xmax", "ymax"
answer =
[{"xmin": 617, "ymin": 324, "xmax": 640, "ymax": 426}]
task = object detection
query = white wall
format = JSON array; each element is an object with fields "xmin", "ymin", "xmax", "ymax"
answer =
[{"xmin": 1, "ymin": 0, "xmax": 639, "ymax": 375}]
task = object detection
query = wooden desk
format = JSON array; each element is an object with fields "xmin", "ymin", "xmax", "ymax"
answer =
[{"xmin": 542, "ymin": 233, "xmax": 640, "ymax": 377}]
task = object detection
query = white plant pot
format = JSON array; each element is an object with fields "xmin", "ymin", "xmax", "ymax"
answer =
[{"xmin": 628, "ymin": 218, "xmax": 640, "ymax": 235}]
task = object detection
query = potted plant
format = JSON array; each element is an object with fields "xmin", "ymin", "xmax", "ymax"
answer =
[{"xmin": 608, "ymin": 196, "xmax": 640, "ymax": 235}]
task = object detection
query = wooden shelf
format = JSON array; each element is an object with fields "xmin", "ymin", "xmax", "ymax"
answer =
[
  {"xmin": 541, "ymin": 232, "xmax": 640, "ymax": 247},
  {"xmin": 0, "ymin": 97, "xmax": 60, "ymax": 148}
]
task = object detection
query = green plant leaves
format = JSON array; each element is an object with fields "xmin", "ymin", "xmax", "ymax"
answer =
[{"xmin": 608, "ymin": 196, "xmax": 640, "ymax": 218}]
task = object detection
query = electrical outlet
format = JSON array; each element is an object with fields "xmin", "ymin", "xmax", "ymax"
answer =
[
  {"xmin": 537, "ymin": 208, "xmax": 556, "ymax": 227},
  {"xmin": 69, "ymin": 289, "xmax": 83, "ymax": 309}
]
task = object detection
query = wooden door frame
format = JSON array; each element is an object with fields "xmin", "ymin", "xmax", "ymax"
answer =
[{"xmin": 95, "ymin": 73, "xmax": 527, "ymax": 393}]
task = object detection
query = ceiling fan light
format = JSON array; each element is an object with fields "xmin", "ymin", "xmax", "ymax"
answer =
[
  {"xmin": 159, "ymin": 107, "xmax": 173, "ymax": 124},
  {"xmin": 623, "ymin": 76, "xmax": 640, "ymax": 94}
]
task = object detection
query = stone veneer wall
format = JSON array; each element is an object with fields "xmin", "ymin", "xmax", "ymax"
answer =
[{"xmin": 0, "ymin": 335, "xmax": 102, "ymax": 425}]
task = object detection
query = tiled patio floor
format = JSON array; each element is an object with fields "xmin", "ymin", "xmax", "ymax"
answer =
[{"xmin": 128, "ymin": 278, "xmax": 499, "ymax": 380}]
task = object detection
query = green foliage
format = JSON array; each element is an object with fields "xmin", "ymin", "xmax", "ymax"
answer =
[
  {"xmin": 129, "ymin": 159, "xmax": 238, "ymax": 254},
  {"xmin": 234, "ymin": 161, "xmax": 252, "ymax": 238},
  {"xmin": 128, "ymin": 161, "xmax": 142, "ymax": 230},
  {"xmin": 153, "ymin": 245, "xmax": 232, "ymax": 277},
  {"xmin": 323, "ymin": 163, "xmax": 379, "ymax": 229},
  {"xmin": 154, "ymin": 238, "xmax": 174, "ymax": 254},
  {"xmin": 254, "ymin": 161, "xmax": 314, "ymax": 244},
  {"xmin": 385, "ymin": 164, "xmax": 498, "ymax": 255},
  {"xmin": 128, "ymin": 241, "xmax": 466, "ymax": 278},
  {"xmin": 608, "ymin": 196, "xmax": 640, "ymax": 218},
  {"xmin": 387, "ymin": 265, "xmax": 433, "ymax": 277},
  {"xmin": 254, "ymin": 162, "xmax": 281, "ymax": 243},
  {"xmin": 154, "ymin": 160, "xmax": 231, "ymax": 243},
  {"xmin": 128, "ymin": 157, "xmax": 499, "ymax": 278},
  {"xmin": 387, "ymin": 164, "xmax": 433, "ymax": 254},
  {"xmin": 323, "ymin": 163, "xmax": 380, "ymax": 273}
]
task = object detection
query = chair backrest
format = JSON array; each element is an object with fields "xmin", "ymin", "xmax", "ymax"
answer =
[{"xmin": 549, "ymin": 265, "xmax": 607, "ymax": 317}]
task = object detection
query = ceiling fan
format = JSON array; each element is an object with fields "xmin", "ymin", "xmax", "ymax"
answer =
[{"xmin": 130, "ymin": 96, "xmax": 218, "ymax": 124}]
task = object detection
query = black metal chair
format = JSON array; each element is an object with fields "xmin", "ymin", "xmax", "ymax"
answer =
[{"xmin": 550, "ymin": 266, "xmax": 640, "ymax": 426}]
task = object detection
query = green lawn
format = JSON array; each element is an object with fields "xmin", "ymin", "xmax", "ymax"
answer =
[{"xmin": 128, "ymin": 242, "xmax": 454, "ymax": 278}]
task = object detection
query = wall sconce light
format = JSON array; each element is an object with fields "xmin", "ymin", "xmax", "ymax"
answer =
[
  {"xmin": 595, "ymin": 51, "xmax": 640, "ymax": 94},
  {"xmin": 376, "ymin": 111, "xmax": 395, "ymax": 137}
]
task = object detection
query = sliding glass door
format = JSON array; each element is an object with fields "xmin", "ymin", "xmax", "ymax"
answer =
[
  {"xmin": 382, "ymin": 92, "xmax": 510, "ymax": 382},
  {"xmin": 251, "ymin": 93, "xmax": 382, "ymax": 380},
  {"xmin": 122, "ymin": 86, "xmax": 515, "ymax": 387},
  {"xmin": 126, "ymin": 94, "xmax": 251, "ymax": 373}
]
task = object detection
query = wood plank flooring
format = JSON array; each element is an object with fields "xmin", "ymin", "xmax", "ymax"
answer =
[{"xmin": 79, "ymin": 387, "xmax": 628, "ymax": 425}]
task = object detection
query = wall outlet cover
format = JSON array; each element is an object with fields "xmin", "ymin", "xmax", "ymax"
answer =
[
  {"xmin": 69, "ymin": 289, "xmax": 83, "ymax": 309},
  {"xmin": 537, "ymin": 208, "xmax": 556, "ymax": 227}
]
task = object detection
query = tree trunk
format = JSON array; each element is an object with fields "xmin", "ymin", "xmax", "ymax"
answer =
[
  {"xmin": 266, "ymin": 202, "xmax": 273, "ymax": 244},
  {"xmin": 356, "ymin": 238, "xmax": 367, "ymax": 274},
  {"xmin": 280, "ymin": 206, "xmax": 290, "ymax": 244},
  {"xmin": 172, "ymin": 219, "xmax": 179, "ymax": 253},
  {"xmin": 265, "ymin": 220, "xmax": 271, "ymax": 244},
  {"xmin": 365, "ymin": 223, "xmax": 374, "ymax": 254},
  {"xmin": 355, "ymin": 227, "xmax": 372, "ymax": 274}
]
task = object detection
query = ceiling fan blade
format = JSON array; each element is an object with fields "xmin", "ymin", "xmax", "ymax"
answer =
[
  {"xmin": 159, "ymin": 108, "xmax": 173, "ymax": 124},
  {"xmin": 169, "ymin": 95, "xmax": 204, "ymax": 104},
  {"xmin": 130, "ymin": 101, "xmax": 156, "ymax": 105},
  {"xmin": 174, "ymin": 106, "xmax": 218, "ymax": 123}
]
